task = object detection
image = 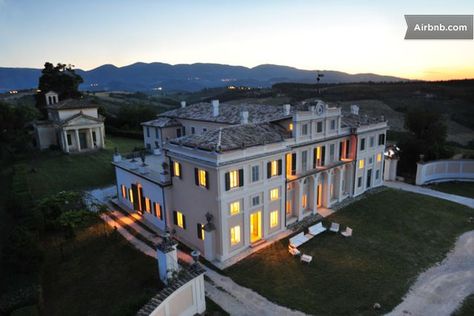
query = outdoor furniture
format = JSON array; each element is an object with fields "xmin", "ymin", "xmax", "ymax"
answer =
[
  {"xmin": 308, "ymin": 222, "xmax": 327, "ymax": 236},
  {"xmin": 341, "ymin": 227, "xmax": 353, "ymax": 237},
  {"xmin": 300, "ymin": 254, "xmax": 313, "ymax": 263},
  {"xmin": 329, "ymin": 222, "xmax": 340, "ymax": 233},
  {"xmin": 288, "ymin": 246, "xmax": 301, "ymax": 256},
  {"xmin": 289, "ymin": 232, "xmax": 311, "ymax": 248}
]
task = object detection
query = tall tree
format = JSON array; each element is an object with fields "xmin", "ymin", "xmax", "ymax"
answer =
[{"xmin": 35, "ymin": 62, "xmax": 84, "ymax": 117}]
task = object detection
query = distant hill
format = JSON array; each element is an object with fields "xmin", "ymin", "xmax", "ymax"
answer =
[{"xmin": 0, "ymin": 62, "xmax": 406, "ymax": 93}]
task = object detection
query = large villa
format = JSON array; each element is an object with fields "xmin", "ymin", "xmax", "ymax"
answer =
[{"xmin": 112, "ymin": 99, "xmax": 388, "ymax": 265}]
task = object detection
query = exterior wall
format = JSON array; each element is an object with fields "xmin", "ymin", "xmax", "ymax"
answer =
[
  {"xmin": 416, "ymin": 159, "xmax": 474, "ymax": 185},
  {"xmin": 148, "ymin": 274, "xmax": 206, "ymax": 316},
  {"xmin": 218, "ymin": 152, "xmax": 286, "ymax": 261},
  {"xmin": 166, "ymin": 157, "xmax": 220, "ymax": 257},
  {"xmin": 353, "ymin": 129, "xmax": 386, "ymax": 196},
  {"xmin": 115, "ymin": 167, "xmax": 167, "ymax": 231},
  {"xmin": 35, "ymin": 124, "xmax": 58, "ymax": 149},
  {"xmin": 57, "ymin": 108, "xmax": 98, "ymax": 121}
]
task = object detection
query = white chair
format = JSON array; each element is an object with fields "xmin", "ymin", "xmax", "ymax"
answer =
[
  {"xmin": 341, "ymin": 227, "xmax": 353, "ymax": 237},
  {"xmin": 329, "ymin": 222, "xmax": 340, "ymax": 233},
  {"xmin": 289, "ymin": 232, "xmax": 311, "ymax": 248},
  {"xmin": 300, "ymin": 254, "xmax": 312, "ymax": 263},
  {"xmin": 288, "ymin": 246, "xmax": 301, "ymax": 256},
  {"xmin": 308, "ymin": 222, "xmax": 327, "ymax": 236}
]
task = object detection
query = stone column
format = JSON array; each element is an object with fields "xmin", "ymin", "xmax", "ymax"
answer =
[
  {"xmin": 100, "ymin": 125, "xmax": 106, "ymax": 149},
  {"xmin": 89, "ymin": 128, "xmax": 94, "ymax": 149},
  {"xmin": 338, "ymin": 167, "xmax": 344, "ymax": 202},
  {"xmin": 204, "ymin": 229, "xmax": 215, "ymax": 261},
  {"xmin": 74, "ymin": 129, "xmax": 81, "ymax": 152},
  {"xmin": 312, "ymin": 174, "xmax": 319, "ymax": 215},
  {"xmin": 157, "ymin": 236, "xmax": 179, "ymax": 285},
  {"xmin": 297, "ymin": 179, "xmax": 304, "ymax": 221},
  {"xmin": 63, "ymin": 130, "xmax": 69, "ymax": 153},
  {"xmin": 326, "ymin": 170, "xmax": 332, "ymax": 208}
]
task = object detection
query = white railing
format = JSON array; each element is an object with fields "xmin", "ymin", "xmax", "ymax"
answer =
[{"xmin": 416, "ymin": 159, "xmax": 474, "ymax": 185}]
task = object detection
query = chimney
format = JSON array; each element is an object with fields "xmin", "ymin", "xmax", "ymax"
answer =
[
  {"xmin": 350, "ymin": 105, "xmax": 359, "ymax": 115},
  {"xmin": 283, "ymin": 104, "xmax": 291, "ymax": 115},
  {"xmin": 240, "ymin": 111, "xmax": 249, "ymax": 124},
  {"xmin": 212, "ymin": 100, "xmax": 219, "ymax": 117},
  {"xmin": 180, "ymin": 101, "xmax": 186, "ymax": 108}
]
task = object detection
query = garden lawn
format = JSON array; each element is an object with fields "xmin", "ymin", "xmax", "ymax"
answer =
[
  {"xmin": 25, "ymin": 136, "xmax": 141, "ymax": 199},
  {"xmin": 428, "ymin": 181, "xmax": 474, "ymax": 199},
  {"xmin": 226, "ymin": 189, "xmax": 474, "ymax": 316},
  {"xmin": 41, "ymin": 216, "xmax": 163, "ymax": 316}
]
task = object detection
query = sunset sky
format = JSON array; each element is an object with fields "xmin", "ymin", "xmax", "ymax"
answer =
[{"xmin": 1, "ymin": 0, "xmax": 473, "ymax": 80}]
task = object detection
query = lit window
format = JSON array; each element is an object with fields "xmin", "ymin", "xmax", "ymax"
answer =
[
  {"xmin": 175, "ymin": 211, "xmax": 185, "ymax": 229},
  {"xmin": 377, "ymin": 153, "xmax": 382, "ymax": 162},
  {"xmin": 230, "ymin": 225, "xmax": 241, "ymax": 245},
  {"xmin": 359, "ymin": 159, "xmax": 365, "ymax": 169},
  {"xmin": 197, "ymin": 223, "xmax": 205, "ymax": 240},
  {"xmin": 289, "ymin": 123, "xmax": 293, "ymax": 131},
  {"xmin": 121, "ymin": 185, "xmax": 126, "ymax": 198},
  {"xmin": 145, "ymin": 198, "xmax": 151, "ymax": 213},
  {"xmin": 270, "ymin": 210, "xmax": 279, "ymax": 228},
  {"xmin": 271, "ymin": 160, "xmax": 278, "ymax": 177},
  {"xmin": 230, "ymin": 201, "xmax": 240, "ymax": 215},
  {"xmin": 198, "ymin": 169, "xmax": 207, "ymax": 187},
  {"xmin": 302, "ymin": 194, "xmax": 307, "ymax": 208},
  {"xmin": 173, "ymin": 161, "xmax": 181, "ymax": 177},
  {"xmin": 129, "ymin": 188, "xmax": 134, "ymax": 203},
  {"xmin": 154, "ymin": 202, "xmax": 162, "ymax": 219},
  {"xmin": 270, "ymin": 188, "xmax": 279, "ymax": 201},
  {"xmin": 286, "ymin": 200, "xmax": 292, "ymax": 214},
  {"xmin": 229, "ymin": 170, "xmax": 239, "ymax": 188}
]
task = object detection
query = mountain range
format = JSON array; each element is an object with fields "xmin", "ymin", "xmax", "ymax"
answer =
[{"xmin": 0, "ymin": 62, "xmax": 406, "ymax": 93}]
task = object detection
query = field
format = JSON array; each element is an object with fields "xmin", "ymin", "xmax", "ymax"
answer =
[
  {"xmin": 428, "ymin": 181, "xmax": 474, "ymax": 199},
  {"xmin": 24, "ymin": 137, "xmax": 141, "ymax": 199},
  {"xmin": 226, "ymin": 189, "xmax": 474, "ymax": 315}
]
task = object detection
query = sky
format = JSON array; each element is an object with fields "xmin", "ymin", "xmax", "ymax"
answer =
[{"xmin": 0, "ymin": 0, "xmax": 473, "ymax": 80}]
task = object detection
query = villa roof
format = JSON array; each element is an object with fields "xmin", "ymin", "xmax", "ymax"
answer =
[
  {"xmin": 341, "ymin": 112, "xmax": 386, "ymax": 128},
  {"xmin": 159, "ymin": 102, "xmax": 292, "ymax": 124},
  {"xmin": 141, "ymin": 117, "xmax": 181, "ymax": 128},
  {"xmin": 47, "ymin": 98, "xmax": 99, "ymax": 110},
  {"xmin": 170, "ymin": 122, "xmax": 291, "ymax": 152}
]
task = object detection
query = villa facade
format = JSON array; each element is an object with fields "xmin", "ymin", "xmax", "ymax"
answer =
[
  {"xmin": 34, "ymin": 91, "xmax": 106, "ymax": 153},
  {"xmin": 113, "ymin": 99, "xmax": 388, "ymax": 264}
]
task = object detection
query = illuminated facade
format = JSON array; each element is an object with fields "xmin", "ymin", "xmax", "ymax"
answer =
[{"xmin": 113, "ymin": 100, "xmax": 388, "ymax": 265}]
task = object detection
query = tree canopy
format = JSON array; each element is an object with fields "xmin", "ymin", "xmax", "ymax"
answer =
[{"xmin": 35, "ymin": 62, "xmax": 84, "ymax": 117}]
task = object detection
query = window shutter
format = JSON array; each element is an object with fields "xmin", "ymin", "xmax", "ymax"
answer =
[
  {"xmin": 205, "ymin": 171, "xmax": 209, "ymax": 189},
  {"xmin": 182, "ymin": 215, "xmax": 186, "ymax": 229},
  {"xmin": 178, "ymin": 163, "xmax": 182, "ymax": 179},
  {"xmin": 321, "ymin": 146, "xmax": 326, "ymax": 166},
  {"xmin": 173, "ymin": 211, "xmax": 178, "ymax": 225},
  {"xmin": 197, "ymin": 224, "xmax": 203, "ymax": 239},
  {"xmin": 139, "ymin": 187, "xmax": 145, "ymax": 212},
  {"xmin": 131, "ymin": 184, "xmax": 139, "ymax": 211},
  {"xmin": 225, "ymin": 172, "xmax": 230, "ymax": 191},
  {"xmin": 239, "ymin": 169, "xmax": 244, "ymax": 187},
  {"xmin": 313, "ymin": 148, "xmax": 317, "ymax": 168},
  {"xmin": 291, "ymin": 153, "xmax": 296, "ymax": 174},
  {"xmin": 170, "ymin": 160, "xmax": 174, "ymax": 177},
  {"xmin": 277, "ymin": 159, "xmax": 282, "ymax": 175},
  {"xmin": 346, "ymin": 140, "xmax": 351, "ymax": 158},
  {"xmin": 194, "ymin": 168, "xmax": 199, "ymax": 186},
  {"xmin": 158, "ymin": 204, "xmax": 162, "ymax": 220},
  {"xmin": 267, "ymin": 162, "xmax": 271, "ymax": 178},
  {"xmin": 339, "ymin": 142, "xmax": 343, "ymax": 160}
]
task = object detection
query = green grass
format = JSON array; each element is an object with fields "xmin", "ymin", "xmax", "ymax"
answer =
[
  {"xmin": 226, "ymin": 189, "xmax": 474, "ymax": 316},
  {"xmin": 453, "ymin": 295, "xmax": 474, "ymax": 316},
  {"xmin": 428, "ymin": 181, "xmax": 474, "ymax": 199},
  {"xmin": 205, "ymin": 297, "xmax": 229, "ymax": 316},
  {"xmin": 24, "ymin": 136, "xmax": 141, "ymax": 199},
  {"xmin": 41, "ymin": 216, "xmax": 163, "ymax": 316}
]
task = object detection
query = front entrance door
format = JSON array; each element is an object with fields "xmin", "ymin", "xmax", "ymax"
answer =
[
  {"xmin": 79, "ymin": 132, "xmax": 88, "ymax": 149},
  {"xmin": 250, "ymin": 211, "xmax": 262, "ymax": 243},
  {"xmin": 367, "ymin": 169, "xmax": 372, "ymax": 188}
]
